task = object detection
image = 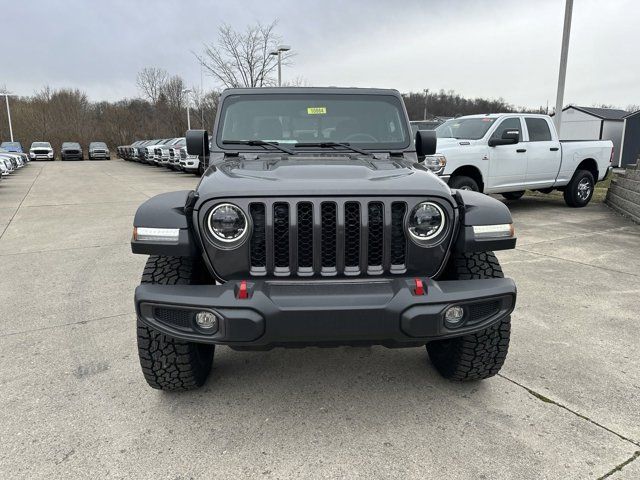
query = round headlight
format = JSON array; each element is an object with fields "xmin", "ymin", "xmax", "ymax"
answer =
[
  {"xmin": 207, "ymin": 203, "xmax": 248, "ymax": 244},
  {"xmin": 408, "ymin": 202, "xmax": 445, "ymax": 242}
]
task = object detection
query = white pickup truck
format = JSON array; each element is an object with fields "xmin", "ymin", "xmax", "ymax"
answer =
[{"xmin": 426, "ymin": 113, "xmax": 614, "ymax": 207}]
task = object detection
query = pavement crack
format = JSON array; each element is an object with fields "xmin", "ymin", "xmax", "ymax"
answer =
[
  {"xmin": 0, "ymin": 166, "xmax": 43, "ymax": 240},
  {"xmin": 514, "ymin": 248, "xmax": 640, "ymax": 278},
  {"xmin": 597, "ymin": 450, "xmax": 640, "ymax": 479},
  {"xmin": 0, "ymin": 312, "xmax": 133, "ymax": 338},
  {"xmin": 498, "ymin": 374, "xmax": 640, "ymax": 448}
]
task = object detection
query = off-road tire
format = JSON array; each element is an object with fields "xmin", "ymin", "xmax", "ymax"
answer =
[
  {"xmin": 563, "ymin": 169, "xmax": 594, "ymax": 208},
  {"xmin": 427, "ymin": 251, "xmax": 511, "ymax": 381},
  {"xmin": 502, "ymin": 191, "xmax": 525, "ymax": 200},
  {"xmin": 449, "ymin": 175, "xmax": 479, "ymax": 192},
  {"xmin": 137, "ymin": 255, "xmax": 214, "ymax": 391}
]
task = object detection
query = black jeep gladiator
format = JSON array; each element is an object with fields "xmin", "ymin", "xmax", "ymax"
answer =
[{"xmin": 131, "ymin": 87, "xmax": 517, "ymax": 391}]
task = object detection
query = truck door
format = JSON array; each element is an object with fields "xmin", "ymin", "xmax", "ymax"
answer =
[
  {"xmin": 487, "ymin": 117, "xmax": 527, "ymax": 191},
  {"xmin": 523, "ymin": 117, "xmax": 561, "ymax": 189}
]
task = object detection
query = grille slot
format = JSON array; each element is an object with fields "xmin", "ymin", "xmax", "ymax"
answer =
[
  {"xmin": 249, "ymin": 204, "xmax": 266, "ymax": 271},
  {"xmin": 247, "ymin": 199, "xmax": 421, "ymax": 277},
  {"xmin": 367, "ymin": 202, "xmax": 384, "ymax": 268},
  {"xmin": 390, "ymin": 202, "xmax": 407, "ymax": 266},
  {"xmin": 297, "ymin": 203, "xmax": 314, "ymax": 269},
  {"xmin": 321, "ymin": 203, "xmax": 337, "ymax": 269},
  {"xmin": 344, "ymin": 202, "xmax": 361, "ymax": 269},
  {"xmin": 273, "ymin": 203, "xmax": 290, "ymax": 270}
]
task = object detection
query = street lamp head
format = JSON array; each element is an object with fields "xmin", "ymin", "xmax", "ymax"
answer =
[
  {"xmin": 269, "ymin": 51, "xmax": 278, "ymax": 56},
  {"xmin": 277, "ymin": 45, "xmax": 291, "ymax": 52}
]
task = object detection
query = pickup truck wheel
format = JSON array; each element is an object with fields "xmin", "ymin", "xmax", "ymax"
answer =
[
  {"xmin": 449, "ymin": 175, "xmax": 479, "ymax": 191},
  {"xmin": 197, "ymin": 162, "xmax": 205, "ymax": 176},
  {"xmin": 427, "ymin": 252, "xmax": 510, "ymax": 381},
  {"xmin": 563, "ymin": 169, "xmax": 594, "ymax": 207},
  {"xmin": 136, "ymin": 255, "xmax": 214, "ymax": 391},
  {"xmin": 501, "ymin": 191, "xmax": 525, "ymax": 200}
]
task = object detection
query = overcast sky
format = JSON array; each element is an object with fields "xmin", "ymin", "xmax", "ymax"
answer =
[{"xmin": 2, "ymin": 0, "xmax": 638, "ymax": 109}]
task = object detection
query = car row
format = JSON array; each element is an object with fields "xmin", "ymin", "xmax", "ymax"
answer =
[
  {"xmin": 0, "ymin": 141, "xmax": 111, "ymax": 161},
  {"xmin": 0, "ymin": 146, "xmax": 30, "ymax": 180},
  {"xmin": 118, "ymin": 137, "xmax": 202, "ymax": 175}
]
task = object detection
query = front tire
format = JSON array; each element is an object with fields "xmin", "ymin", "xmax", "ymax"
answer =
[
  {"xmin": 563, "ymin": 169, "xmax": 594, "ymax": 207},
  {"xmin": 136, "ymin": 255, "xmax": 214, "ymax": 391},
  {"xmin": 449, "ymin": 175, "xmax": 479, "ymax": 191},
  {"xmin": 427, "ymin": 252, "xmax": 511, "ymax": 381}
]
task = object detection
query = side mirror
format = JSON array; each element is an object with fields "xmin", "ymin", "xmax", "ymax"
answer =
[
  {"xmin": 186, "ymin": 129, "xmax": 210, "ymax": 157},
  {"xmin": 415, "ymin": 129, "xmax": 437, "ymax": 157},
  {"xmin": 488, "ymin": 129, "xmax": 520, "ymax": 147}
]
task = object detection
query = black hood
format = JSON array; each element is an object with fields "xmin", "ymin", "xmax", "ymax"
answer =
[{"xmin": 195, "ymin": 154, "xmax": 452, "ymax": 206}]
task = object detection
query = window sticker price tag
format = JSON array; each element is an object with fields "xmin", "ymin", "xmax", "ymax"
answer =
[{"xmin": 307, "ymin": 107, "xmax": 327, "ymax": 115}]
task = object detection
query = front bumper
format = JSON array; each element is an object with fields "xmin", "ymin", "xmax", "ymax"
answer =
[{"xmin": 135, "ymin": 277, "xmax": 516, "ymax": 347}]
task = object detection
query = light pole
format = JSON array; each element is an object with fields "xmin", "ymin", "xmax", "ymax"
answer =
[
  {"xmin": 269, "ymin": 45, "xmax": 291, "ymax": 86},
  {"xmin": 182, "ymin": 89, "xmax": 192, "ymax": 130},
  {"xmin": 1, "ymin": 93, "xmax": 17, "ymax": 142},
  {"xmin": 554, "ymin": 0, "xmax": 573, "ymax": 135}
]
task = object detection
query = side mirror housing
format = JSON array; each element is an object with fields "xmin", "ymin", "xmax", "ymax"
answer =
[
  {"xmin": 488, "ymin": 129, "xmax": 520, "ymax": 147},
  {"xmin": 186, "ymin": 130, "xmax": 210, "ymax": 157},
  {"xmin": 415, "ymin": 129, "xmax": 437, "ymax": 157}
]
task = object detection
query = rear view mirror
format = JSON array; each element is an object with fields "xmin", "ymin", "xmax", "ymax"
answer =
[
  {"xmin": 186, "ymin": 130, "xmax": 210, "ymax": 157},
  {"xmin": 415, "ymin": 130, "xmax": 437, "ymax": 157},
  {"xmin": 488, "ymin": 129, "xmax": 520, "ymax": 147}
]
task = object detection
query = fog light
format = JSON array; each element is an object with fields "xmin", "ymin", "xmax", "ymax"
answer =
[
  {"xmin": 444, "ymin": 306, "xmax": 465, "ymax": 327},
  {"xmin": 195, "ymin": 311, "xmax": 219, "ymax": 332}
]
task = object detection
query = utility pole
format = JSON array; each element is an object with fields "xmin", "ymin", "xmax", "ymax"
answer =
[
  {"xmin": 182, "ymin": 89, "xmax": 192, "ymax": 130},
  {"xmin": 554, "ymin": 0, "xmax": 573, "ymax": 135},
  {"xmin": 2, "ymin": 93, "xmax": 15, "ymax": 141},
  {"xmin": 423, "ymin": 89, "xmax": 429, "ymax": 120}
]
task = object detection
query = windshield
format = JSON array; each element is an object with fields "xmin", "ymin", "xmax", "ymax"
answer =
[
  {"xmin": 435, "ymin": 118, "xmax": 497, "ymax": 140},
  {"xmin": 32, "ymin": 142, "xmax": 51, "ymax": 148},
  {"xmin": 1, "ymin": 142, "xmax": 20, "ymax": 148},
  {"xmin": 90, "ymin": 142, "xmax": 106, "ymax": 148},
  {"xmin": 218, "ymin": 93, "xmax": 410, "ymax": 151}
]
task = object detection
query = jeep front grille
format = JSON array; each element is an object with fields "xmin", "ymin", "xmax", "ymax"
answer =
[{"xmin": 248, "ymin": 199, "xmax": 407, "ymax": 277}]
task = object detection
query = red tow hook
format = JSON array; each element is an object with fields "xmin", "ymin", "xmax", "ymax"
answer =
[
  {"xmin": 413, "ymin": 278, "xmax": 426, "ymax": 296},
  {"xmin": 237, "ymin": 280, "xmax": 249, "ymax": 299}
]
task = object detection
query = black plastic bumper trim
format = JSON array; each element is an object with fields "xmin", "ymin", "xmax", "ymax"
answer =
[{"xmin": 135, "ymin": 277, "xmax": 516, "ymax": 346}]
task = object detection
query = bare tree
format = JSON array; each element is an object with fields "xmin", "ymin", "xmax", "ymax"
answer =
[
  {"xmin": 136, "ymin": 67, "xmax": 169, "ymax": 103},
  {"xmin": 195, "ymin": 21, "xmax": 293, "ymax": 88}
]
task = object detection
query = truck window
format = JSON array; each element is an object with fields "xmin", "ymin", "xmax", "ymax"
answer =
[
  {"xmin": 490, "ymin": 118, "xmax": 521, "ymax": 140},
  {"xmin": 525, "ymin": 118, "xmax": 552, "ymax": 141}
]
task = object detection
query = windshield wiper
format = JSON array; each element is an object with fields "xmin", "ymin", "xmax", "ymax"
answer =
[
  {"xmin": 294, "ymin": 142, "xmax": 373, "ymax": 156},
  {"xmin": 222, "ymin": 140, "xmax": 295, "ymax": 155}
]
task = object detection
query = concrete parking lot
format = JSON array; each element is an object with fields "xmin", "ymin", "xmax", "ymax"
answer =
[{"xmin": 1, "ymin": 160, "xmax": 639, "ymax": 479}]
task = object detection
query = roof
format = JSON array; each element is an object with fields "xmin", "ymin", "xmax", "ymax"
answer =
[{"xmin": 562, "ymin": 106, "xmax": 629, "ymax": 120}]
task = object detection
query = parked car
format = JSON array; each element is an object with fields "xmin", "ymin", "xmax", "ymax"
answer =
[
  {"xmin": 0, "ymin": 148, "xmax": 24, "ymax": 168},
  {"xmin": 88, "ymin": 142, "xmax": 110, "ymax": 160},
  {"xmin": 143, "ymin": 139, "xmax": 167, "ymax": 164},
  {"xmin": 155, "ymin": 138, "xmax": 184, "ymax": 167},
  {"xmin": 178, "ymin": 146, "xmax": 201, "ymax": 175},
  {"xmin": 0, "ymin": 157, "xmax": 15, "ymax": 175},
  {"xmin": 0, "ymin": 141, "xmax": 24, "ymax": 153},
  {"xmin": 130, "ymin": 87, "xmax": 518, "ymax": 391},
  {"xmin": 29, "ymin": 141, "xmax": 55, "ymax": 161},
  {"xmin": 60, "ymin": 142, "xmax": 84, "ymax": 161},
  {"xmin": 427, "ymin": 114, "xmax": 614, "ymax": 207},
  {"xmin": 0, "ymin": 155, "xmax": 14, "ymax": 177}
]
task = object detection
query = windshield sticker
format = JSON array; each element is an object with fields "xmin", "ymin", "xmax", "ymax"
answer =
[{"xmin": 307, "ymin": 107, "xmax": 327, "ymax": 115}]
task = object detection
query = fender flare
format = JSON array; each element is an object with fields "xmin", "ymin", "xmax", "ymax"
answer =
[
  {"xmin": 131, "ymin": 190, "xmax": 198, "ymax": 257},
  {"xmin": 453, "ymin": 189, "xmax": 516, "ymax": 253}
]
